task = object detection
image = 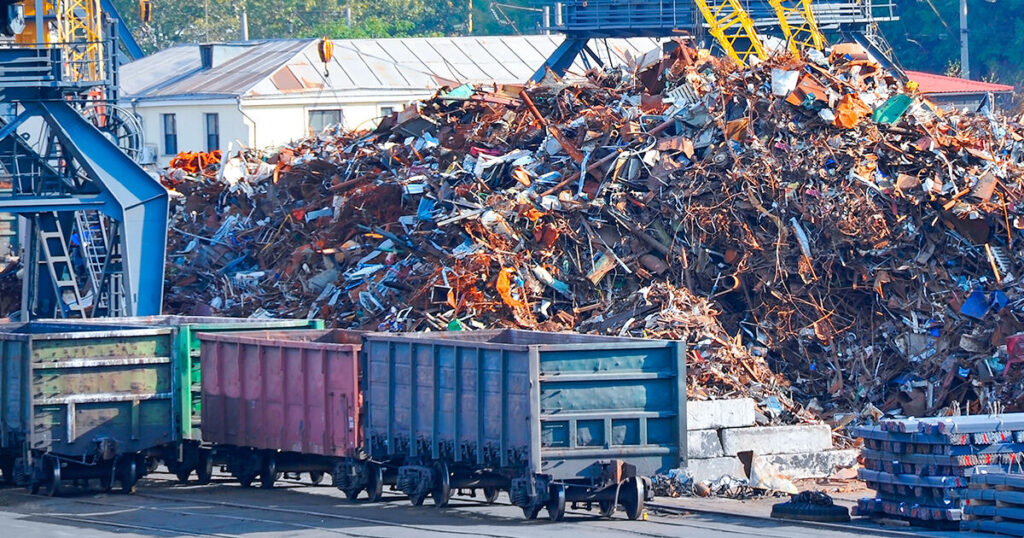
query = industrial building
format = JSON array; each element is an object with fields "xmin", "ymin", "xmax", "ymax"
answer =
[{"xmin": 120, "ymin": 35, "xmax": 659, "ymax": 166}]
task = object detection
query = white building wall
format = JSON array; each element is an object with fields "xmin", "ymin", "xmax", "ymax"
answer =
[
  {"xmin": 133, "ymin": 91, "xmax": 432, "ymax": 167},
  {"xmin": 241, "ymin": 94, "xmax": 428, "ymax": 149},
  {"xmin": 133, "ymin": 102, "xmax": 246, "ymax": 167}
]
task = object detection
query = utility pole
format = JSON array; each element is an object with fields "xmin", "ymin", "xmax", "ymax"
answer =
[{"xmin": 960, "ymin": 0, "xmax": 970, "ymax": 79}]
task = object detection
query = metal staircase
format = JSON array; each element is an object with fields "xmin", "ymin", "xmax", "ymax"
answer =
[
  {"xmin": 74, "ymin": 209, "xmax": 125, "ymax": 316},
  {"xmin": 531, "ymin": 0, "xmax": 897, "ymax": 81},
  {"xmin": 35, "ymin": 212, "xmax": 88, "ymax": 317}
]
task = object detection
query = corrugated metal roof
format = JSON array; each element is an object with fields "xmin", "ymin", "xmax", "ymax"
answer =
[
  {"xmin": 121, "ymin": 35, "xmax": 663, "ymax": 100},
  {"xmin": 119, "ymin": 42, "xmax": 259, "ymax": 98},
  {"xmin": 142, "ymin": 40, "xmax": 312, "ymax": 98},
  {"xmin": 118, "ymin": 44, "xmax": 200, "ymax": 97}
]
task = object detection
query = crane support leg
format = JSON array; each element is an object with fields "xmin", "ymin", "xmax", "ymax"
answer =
[
  {"xmin": 25, "ymin": 99, "xmax": 168, "ymax": 316},
  {"xmin": 531, "ymin": 37, "xmax": 588, "ymax": 83}
]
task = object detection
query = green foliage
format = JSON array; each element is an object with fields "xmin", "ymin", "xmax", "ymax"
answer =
[
  {"xmin": 109, "ymin": 0, "xmax": 1021, "ymax": 88},
  {"xmin": 111, "ymin": 0, "xmax": 486, "ymax": 51},
  {"xmin": 881, "ymin": 0, "xmax": 1024, "ymax": 86}
]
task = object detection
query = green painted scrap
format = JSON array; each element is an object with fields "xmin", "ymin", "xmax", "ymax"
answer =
[{"xmin": 872, "ymin": 94, "xmax": 914, "ymax": 125}]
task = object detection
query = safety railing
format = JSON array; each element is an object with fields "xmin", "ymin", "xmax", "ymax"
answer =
[
  {"xmin": 0, "ymin": 41, "xmax": 113, "ymax": 89},
  {"xmin": 538, "ymin": 0, "xmax": 896, "ymax": 34}
]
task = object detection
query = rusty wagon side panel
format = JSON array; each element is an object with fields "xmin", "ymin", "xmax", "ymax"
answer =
[
  {"xmin": 199, "ymin": 330, "xmax": 362, "ymax": 457},
  {"xmin": 0, "ymin": 322, "xmax": 177, "ymax": 461}
]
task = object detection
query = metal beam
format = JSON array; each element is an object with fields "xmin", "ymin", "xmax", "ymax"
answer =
[
  {"xmin": 99, "ymin": 0, "xmax": 144, "ymax": 61},
  {"xmin": 0, "ymin": 109, "xmax": 30, "ymax": 141},
  {"xmin": 0, "ymin": 195, "xmax": 107, "ymax": 212},
  {"xmin": 531, "ymin": 38, "xmax": 588, "ymax": 82}
]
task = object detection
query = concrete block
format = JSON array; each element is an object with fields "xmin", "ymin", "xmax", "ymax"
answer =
[
  {"xmin": 686, "ymin": 457, "xmax": 746, "ymax": 483},
  {"xmin": 764, "ymin": 449, "xmax": 859, "ymax": 480},
  {"xmin": 687, "ymin": 398, "xmax": 756, "ymax": 430},
  {"xmin": 688, "ymin": 429, "xmax": 723, "ymax": 458},
  {"xmin": 720, "ymin": 424, "xmax": 833, "ymax": 456}
]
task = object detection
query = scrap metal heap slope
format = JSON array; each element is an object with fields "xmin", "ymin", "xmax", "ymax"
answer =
[{"xmin": 163, "ymin": 40, "xmax": 1023, "ymax": 420}]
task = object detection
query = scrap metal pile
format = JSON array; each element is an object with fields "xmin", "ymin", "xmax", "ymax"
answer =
[{"xmin": 162, "ymin": 41, "xmax": 1024, "ymax": 417}]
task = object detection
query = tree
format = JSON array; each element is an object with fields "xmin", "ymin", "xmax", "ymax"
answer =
[
  {"xmin": 880, "ymin": 0, "xmax": 1024, "ymax": 86},
  {"xmin": 112, "ymin": 0, "xmax": 242, "ymax": 52}
]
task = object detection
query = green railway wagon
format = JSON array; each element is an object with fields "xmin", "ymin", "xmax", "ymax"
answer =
[
  {"xmin": 0, "ymin": 322, "xmax": 177, "ymax": 495},
  {"xmin": 35, "ymin": 316, "xmax": 325, "ymax": 484}
]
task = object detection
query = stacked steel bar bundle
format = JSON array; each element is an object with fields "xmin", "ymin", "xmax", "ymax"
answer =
[
  {"xmin": 963, "ymin": 472, "xmax": 1024, "ymax": 536},
  {"xmin": 854, "ymin": 413, "xmax": 1024, "ymax": 528}
]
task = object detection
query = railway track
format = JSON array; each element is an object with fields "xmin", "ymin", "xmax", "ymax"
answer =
[
  {"xmin": 4, "ymin": 485, "xmax": 522, "ymax": 538},
  {"xmin": 0, "ymin": 477, "xmax": 896, "ymax": 538}
]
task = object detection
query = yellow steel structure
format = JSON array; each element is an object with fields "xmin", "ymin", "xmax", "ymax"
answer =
[
  {"xmin": 56, "ymin": 0, "xmax": 104, "ymax": 82},
  {"xmin": 769, "ymin": 0, "xmax": 827, "ymax": 56},
  {"xmin": 694, "ymin": 0, "xmax": 767, "ymax": 66},
  {"xmin": 696, "ymin": 0, "xmax": 827, "ymax": 65},
  {"xmin": 12, "ymin": 0, "xmax": 104, "ymax": 82}
]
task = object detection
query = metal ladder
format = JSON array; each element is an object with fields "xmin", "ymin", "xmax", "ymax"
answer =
[
  {"xmin": 35, "ymin": 212, "xmax": 88, "ymax": 317},
  {"xmin": 74, "ymin": 210, "xmax": 125, "ymax": 317}
]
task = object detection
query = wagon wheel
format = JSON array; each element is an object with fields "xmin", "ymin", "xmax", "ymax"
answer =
[
  {"xmin": 366, "ymin": 464, "xmax": 384, "ymax": 503},
  {"xmin": 45, "ymin": 460, "xmax": 61, "ymax": 497},
  {"xmin": 431, "ymin": 461, "xmax": 451, "ymax": 508},
  {"xmin": 342, "ymin": 486, "xmax": 363, "ymax": 500},
  {"xmin": 260, "ymin": 455, "xmax": 278, "ymax": 489},
  {"xmin": 237, "ymin": 472, "xmax": 255, "ymax": 488},
  {"xmin": 410, "ymin": 490, "xmax": 428, "ymax": 506},
  {"xmin": 546, "ymin": 483, "xmax": 566, "ymax": 522},
  {"xmin": 599, "ymin": 499, "xmax": 616, "ymax": 517},
  {"xmin": 119, "ymin": 458, "xmax": 138, "ymax": 494},
  {"xmin": 82, "ymin": 103, "xmax": 144, "ymax": 163},
  {"xmin": 522, "ymin": 504, "xmax": 542, "ymax": 520},
  {"xmin": 620, "ymin": 477, "xmax": 644, "ymax": 521},
  {"xmin": 175, "ymin": 468, "xmax": 192, "ymax": 484},
  {"xmin": 309, "ymin": 471, "xmax": 325, "ymax": 486},
  {"xmin": 483, "ymin": 487, "xmax": 499, "ymax": 504},
  {"xmin": 196, "ymin": 451, "xmax": 213, "ymax": 485}
]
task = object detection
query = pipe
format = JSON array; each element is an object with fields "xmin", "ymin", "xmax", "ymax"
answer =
[
  {"xmin": 240, "ymin": 6, "xmax": 249, "ymax": 41},
  {"xmin": 236, "ymin": 96, "xmax": 256, "ymax": 148}
]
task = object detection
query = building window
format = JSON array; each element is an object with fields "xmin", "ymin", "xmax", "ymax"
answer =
[
  {"xmin": 162, "ymin": 113, "xmax": 177, "ymax": 155},
  {"xmin": 205, "ymin": 113, "xmax": 219, "ymax": 152},
  {"xmin": 380, "ymin": 106, "xmax": 394, "ymax": 118},
  {"xmin": 309, "ymin": 109, "xmax": 343, "ymax": 133}
]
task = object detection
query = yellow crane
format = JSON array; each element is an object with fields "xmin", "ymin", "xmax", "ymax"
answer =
[
  {"xmin": 57, "ymin": 0, "xmax": 104, "ymax": 82},
  {"xmin": 693, "ymin": 0, "xmax": 767, "ymax": 66},
  {"xmin": 769, "ymin": 0, "xmax": 827, "ymax": 55},
  {"xmin": 694, "ymin": 0, "xmax": 827, "ymax": 65}
]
